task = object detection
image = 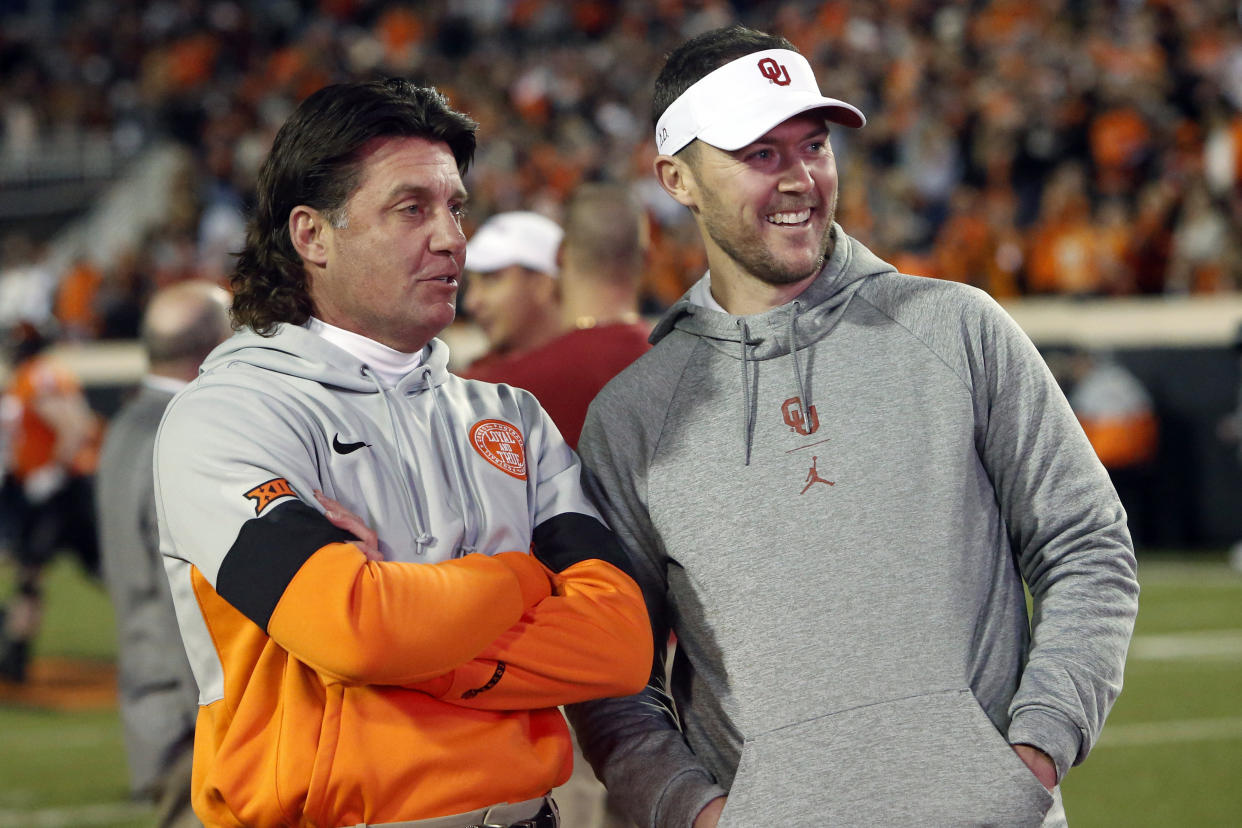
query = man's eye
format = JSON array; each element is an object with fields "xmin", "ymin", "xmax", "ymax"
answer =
[
  {"xmin": 748, "ymin": 149, "xmax": 773, "ymax": 161},
  {"xmin": 451, "ymin": 203, "xmax": 468, "ymax": 218}
]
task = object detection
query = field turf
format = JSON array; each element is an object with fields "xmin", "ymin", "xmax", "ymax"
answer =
[{"xmin": 1, "ymin": 552, "xmax": 1239, "ymax": 827}]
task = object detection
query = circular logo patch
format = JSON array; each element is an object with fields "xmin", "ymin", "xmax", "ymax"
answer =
[{"xmin": 470, "ymin": 419, "xmax": 527, "ymax": 480}]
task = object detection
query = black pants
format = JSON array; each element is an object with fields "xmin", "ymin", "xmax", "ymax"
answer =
[{"xmin": 12, "ymin": 474, "xmax": 99, "ymax": 576}]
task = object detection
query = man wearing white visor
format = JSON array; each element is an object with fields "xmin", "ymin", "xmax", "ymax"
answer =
[
  {"xmin": 568, "ymin": 24, "xmax": 1137, "ymax": 828},
  {"xmin": 462, "ymin": 210, "xmax": 564, "ymax": 370}
]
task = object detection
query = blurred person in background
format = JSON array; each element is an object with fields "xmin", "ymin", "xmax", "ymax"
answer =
[
  {"xmin": 1167, "ymin": 179, "xmax": 1236, "ymax": 293},
  {"xmin": 461, "ymin": 210, "xmax": 564, "ymax": 376},
  {"xmin": 1216, "ymin": 321, "xmax": 1242, "ymax": 571},
  {"xmin": 0, "ymin": 234, "xmax": 56, "ymax": 333},
  {"xmin": 466, "ymin": 183, "xmax": 652, "ymax": 450},
  {"xmin": 0, "ymin": 320, "xmax": 102, "ymax": 683},
  {"xmin": 96, "ymin": 280, "xmax": 232, "ymax": 828},
  {"xmin": 1064, "ymin": 347, "xmax": 1160, "ymax": 550},
  {"xmin": 568, "ymin": 24, "xmax": 1139, "ymax": 828},
  {"xmin": 153, "ymin": 78, "xmax": 649, "ymax": 827}
]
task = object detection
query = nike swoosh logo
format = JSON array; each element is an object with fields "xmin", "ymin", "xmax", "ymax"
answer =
[{"xmin": 332, "ymin": 435, "xmax": 371, "ymax": 455}]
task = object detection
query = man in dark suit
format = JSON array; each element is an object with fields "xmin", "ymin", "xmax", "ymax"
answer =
[{"xmin": 95, "ymin": 279, "xmax": 232, "ymax": 828}]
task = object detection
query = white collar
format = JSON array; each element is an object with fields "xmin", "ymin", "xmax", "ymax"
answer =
[
  {"xmin": 142, "ymin": 374, "xmax": 189, "ymax": 394},
  {"xmin": 687, "ymin": 273, "xmax": 729, "ymax": 314},
  {"xmin": 306, "ymin": 317, "xmax": 424, "ymax": 388}
]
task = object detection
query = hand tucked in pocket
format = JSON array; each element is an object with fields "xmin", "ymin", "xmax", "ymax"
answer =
[{"xmin": 1012, "ymin": 743, "xmax": 1057, "ymax": 790}]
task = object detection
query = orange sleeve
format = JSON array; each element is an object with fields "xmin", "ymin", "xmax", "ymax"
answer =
[
  {"xmin": 267, "ymin": 544, "xmax": 552, "ymax": 685},
  {"xmin": 410, "ymin": 558, "xmax": 652, "ymax": 709}
]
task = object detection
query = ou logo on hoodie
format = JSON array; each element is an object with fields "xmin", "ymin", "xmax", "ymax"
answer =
[
  {"xmin": 782, "ymin": 397, "xmax": 820, "ymax": 436},
  {"xmin": 470, "ymin": 419, "xmax": 528, "ymax": 480}
]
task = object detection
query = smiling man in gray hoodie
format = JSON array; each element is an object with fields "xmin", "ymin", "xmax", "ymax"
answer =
[{"xmin": 566, "ymin": 24, "xmax": 1139, "ymax": 828}]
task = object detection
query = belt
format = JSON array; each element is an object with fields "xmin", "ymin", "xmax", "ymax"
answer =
[{"xmin": 356, "ymin": 797, "xmax": 558, "ymax": 828}]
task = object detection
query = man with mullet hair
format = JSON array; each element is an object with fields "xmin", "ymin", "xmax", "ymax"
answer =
[
  {"xmin": 154, "ymin": 78, "xmax": 650, "ymax": 828},
  {"xmin": 567, "ymin": 25, "xmax": 1138, "ymax": 828}
]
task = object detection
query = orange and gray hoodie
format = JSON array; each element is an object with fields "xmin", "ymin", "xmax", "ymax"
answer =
[
  {"xmin": 153, "ymin": 324, "xmax": 651, "ymax": 827},
  {"xmin": 568, "ymin": 227, "xmax": 1139, "ymax": 827}
]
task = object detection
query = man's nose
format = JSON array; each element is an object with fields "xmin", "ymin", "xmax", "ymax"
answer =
[
  {"xmin": 778, "ymin": 159, "xmax": 814, "ymax": 191},
  {"xmin": 431, "ymin": 210, "xmax": 467, "ymax": 256}
]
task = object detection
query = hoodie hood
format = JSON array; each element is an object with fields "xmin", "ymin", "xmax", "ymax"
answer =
[
  {"xmin": 200, "ymin": 323, "xmax": 452, "ymax": 394},
  {"xmin": 648, "ymin": 226, "xmax": 896, "ymax": 465},
  {"xmin": 197, "ymin": 322, "xmax": 457, "ymax": 556},
  {"xmin": 650, "ymin": 225, "xmax": 896, "ymax": 359}
]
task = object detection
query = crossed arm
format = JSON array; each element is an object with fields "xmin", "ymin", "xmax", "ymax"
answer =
[{"xmin": 297, "ymin": 490, "xmax": 652, "ymax": 709}]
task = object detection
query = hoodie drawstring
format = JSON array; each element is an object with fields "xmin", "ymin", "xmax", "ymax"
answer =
[
  {"xmin": 737, "ymin": 304, "xmax": 812, "ymax": 466},
  {"xmin": 789, "ymin": 300, "xmax": 812, "ymax": 420},
  {"xmin": 738, "ymin": 319, "xmax": 755, "ymax": 466},
  {"xmin": 427, "ymin": 375, "xmax": 479, "ymax": 557},
  {"xmin": 368, "ymin": 367, "xmax": 435, "ymax": 555}
]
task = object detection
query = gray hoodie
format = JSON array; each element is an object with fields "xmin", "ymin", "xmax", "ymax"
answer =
[{"xmin": 568, "ymin": 227, "xmax": 1139, "ymax": 827}]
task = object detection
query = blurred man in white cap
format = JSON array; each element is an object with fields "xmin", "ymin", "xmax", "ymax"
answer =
[
  {"xmin": 568, "ymin": 24, "xmax": 1137, "ymax": 828},
  {"xmin": 463, "ymin": 211, "xmax": 564, "ymax": 373},
  {"xmin": 464, "ymin": 185, "xmax": 652, "ymax": 450}
]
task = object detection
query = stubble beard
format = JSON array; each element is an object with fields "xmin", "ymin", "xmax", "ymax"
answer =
[{"xmin": 702, "ymin": 190, "xmax": 838, "ymax": 288}]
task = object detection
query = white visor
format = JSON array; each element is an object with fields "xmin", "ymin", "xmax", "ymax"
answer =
[{"xmin": 655, "ymin": 49, "xmax": 865, "ymax": 155}]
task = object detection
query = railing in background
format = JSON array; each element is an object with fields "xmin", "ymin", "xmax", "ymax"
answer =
[{"xmin": 0, "ymin": 132, "xmax": 124, "ymax": 224}]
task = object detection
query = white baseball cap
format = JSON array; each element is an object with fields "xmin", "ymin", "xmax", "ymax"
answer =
[
  {"xmin": 465, "ymin": 211, "xmax": 563, "ymax": 276},
  {"xmin": 655, "ymin": 48, "xmax": 865, "ymax": 156}
]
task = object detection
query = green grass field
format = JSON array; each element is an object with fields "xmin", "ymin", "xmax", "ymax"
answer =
[{"xmin": 1, "ymin": 552, "xmax": 1240, "ymax": 827}]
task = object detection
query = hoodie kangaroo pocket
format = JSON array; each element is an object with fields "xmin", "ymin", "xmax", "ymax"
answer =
[{"xmin": 718, "ymin": 688, "xmax": 1053, "ymax": 827}]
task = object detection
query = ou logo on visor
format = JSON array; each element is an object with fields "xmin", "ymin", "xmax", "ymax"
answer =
[{"xmin": 758, "ymin": 57, "xmax": 791, "ymax": 86}]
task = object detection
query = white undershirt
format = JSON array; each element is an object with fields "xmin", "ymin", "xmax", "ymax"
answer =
[
  {"xmin": 305, "ymin": 317, "xmax": 424, "ymax": 388},
  {"xmin": 688, "ymin": 273, "xmax": 729, "ymax": 313}
]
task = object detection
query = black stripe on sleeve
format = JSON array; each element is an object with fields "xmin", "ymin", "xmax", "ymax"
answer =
[
  {"xmin": 217, "ymin": 499, "xmax": 355, "ymax": 632},
  {"xmin": 531, "ymin": 512, "xmax": 636, "ymax": 578}
]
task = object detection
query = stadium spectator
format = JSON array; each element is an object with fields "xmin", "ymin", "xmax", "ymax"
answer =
[
  {"xmin": 0, "ymin": 320, "xmax": 102, "ymax": 683},
  {"xmin": 1167, "ymin": 178, "xmax": 1237, "ymax": 293},
  {"xmin": 1024, "ymin": 162, "xmax": 1102, "ymax": 295},
  {"xmin": 0, "ymin": 234, "xmax": 56, "ymax": 332},
  {"xmin": 95, "ymin": 279, "xmax": 232, "ymax": 828},
  {"xmin": 4, "ymin": 0, "xmax": 1242, "ymax": 327},
  {"xmin": 52, "ymin": 257, "xmax": 104, "ymax": 341},
  {"xmin": 567, "ymin": 24, "xmax": 1139, "ymax": 827},
  {"xmin": 1065, "ymin": 348, "xmax": 1160, "ymax": 549},
  {"xmin": 153, "ymin": 78, "xmax": 650, "ymax": 827},
  {"xmin": 1124, "ymin": 179, "xmax": 1179, "ymax": 294}
]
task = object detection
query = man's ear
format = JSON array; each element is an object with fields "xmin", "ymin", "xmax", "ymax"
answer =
[
  {"xmin": 653, "ymin": 153, "xmax": 698, "ymax": 209},
  {"xmin": 289, "ymin": 205, "xmax": 331, "ymax": 266}
]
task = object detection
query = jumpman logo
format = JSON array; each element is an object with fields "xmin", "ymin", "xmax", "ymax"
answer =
[{"xmin": 800, "ymin": 456, "xmax": 835, "ymax": 494}]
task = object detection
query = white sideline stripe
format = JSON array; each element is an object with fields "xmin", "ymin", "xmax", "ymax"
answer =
[
  {"xmin": 1128, "ymin": 630, "xmax": 1242, "ymax": 660},
  {"xmin": 1098, "ymin": 716, "xmax": 1242, "ymax": 747},
  {"xmin": 0, "ymin": 801, "xmax": 150, "ymax": 827}
]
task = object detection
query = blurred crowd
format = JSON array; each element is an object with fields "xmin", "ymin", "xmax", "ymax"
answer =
[{"xmin": 2, "ymin": 0, "xmax": 1242, "ymax": 342}]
